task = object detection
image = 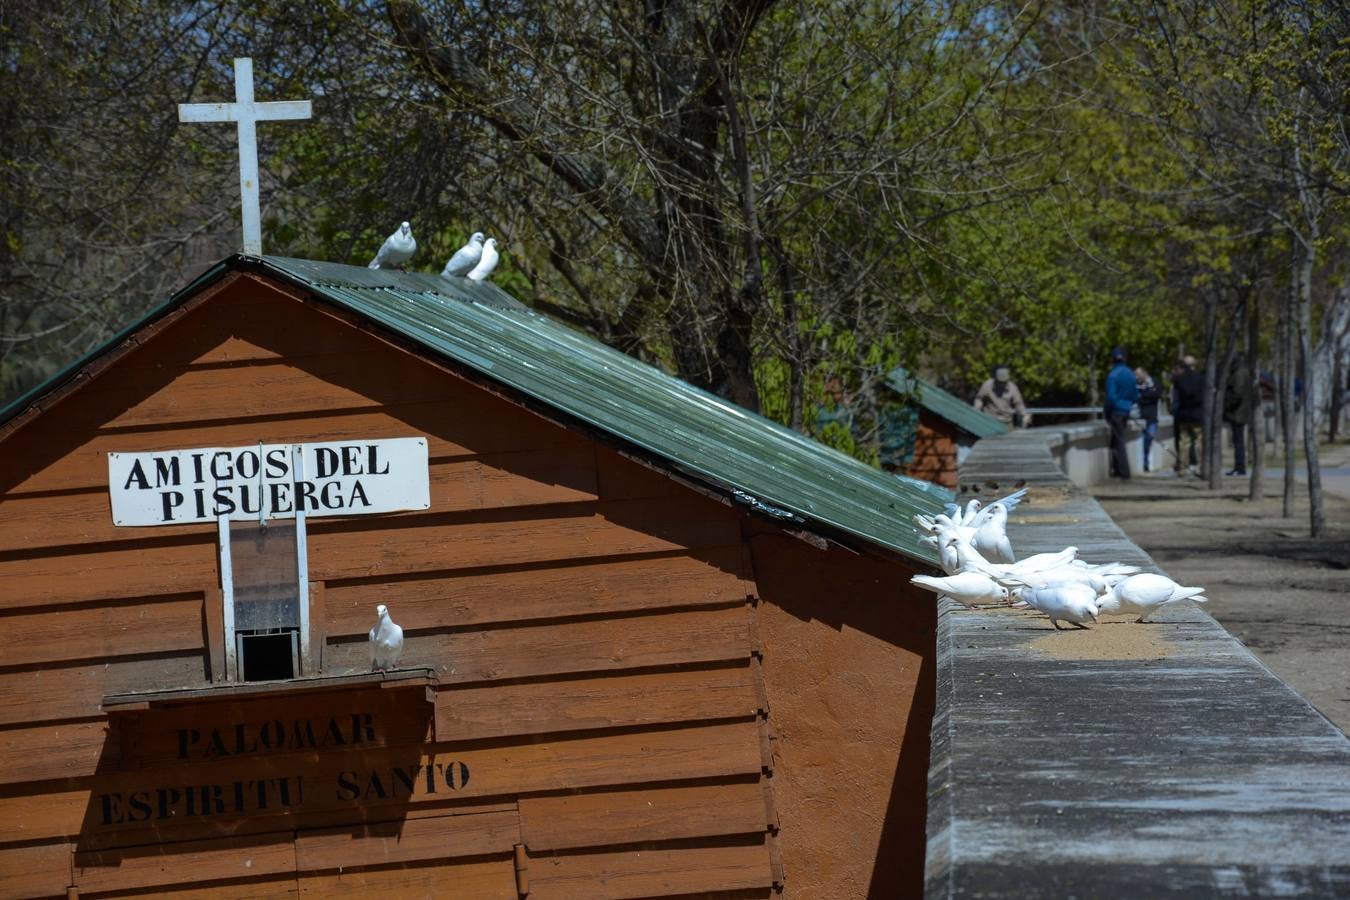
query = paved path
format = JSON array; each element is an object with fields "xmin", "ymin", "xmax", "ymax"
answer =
[
  {"xmin": 1095, "ymin": 446, "xmax": 1350, "ymax": 733},
  {"xmin": 1263, "ymin": 442, "xmax": 1350, "ymax": 499}
]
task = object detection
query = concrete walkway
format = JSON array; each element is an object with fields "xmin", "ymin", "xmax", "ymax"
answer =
[{"xmin": 926, "ymin": 432, "xmax": 1350, "ymax": 898}]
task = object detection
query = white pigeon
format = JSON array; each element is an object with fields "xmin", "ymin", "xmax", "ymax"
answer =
[
  {"xmin": 369, "ymin": 221, "xmax": 416, "ymax": 270},
  {"xmin": 939, "ymin": 528, "xmax": 1076, "ymax": 580},
  {"xmin": 1097, "ymin": 573, "xmax": 1207, "ymax": 623},
  {"xmin": 910, "ymin": 572, "xmax": 1009, "ymax": 607},
  {"xmin": 1005, "ymin": 564, "xmax": 1117, "ymax": 597},
  {"xmin": 971, "ymin": 503, "xmax": 1014, "ymax": 564},
  {"xmin": 369, "ymin": 604, "xmax": 405, "ymax": 671},
  {"xmin": 442, "ymin": 231, "xmax": 485, "ymax": 277},
  {"xmin": 969, "ymin": 487, "xmax": 1027, "ymax": 524},
  {"xmin": 938, "ymin": 533, "xmax": 962, "ymax": 575},
  {"xmin": 1016, "ymin": 582, "xmax": 1099, "ymax": 630},
  {"xmin": 466, "ymin": 237, "xmax": 499, "ymax": 281},
  {"xmin": 1015, "ymin": 548, "xmax": 1083, "ymax": 573}
]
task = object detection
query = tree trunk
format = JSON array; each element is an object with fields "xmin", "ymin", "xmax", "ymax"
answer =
[
  {"xmin": 1201, "ymin": 288, "xmax": 1219, "ymax": 485},
  {"xmin": 1330, "ymin": 345, "xmax": 1344, "ymax": 443},
  {"xmin": 769, "ymin": 234, "xmax": 805, "ymax": 432},
  {"xmin": 1210, "ymin": 297, "xmax": 1242, "ymax": 489},
  {"xmin": 1296, "ymin": 243, "xmax": 1324, "ymax": 536},
  {"xmin": 1247, "ymin": 293, "xmax": 1264, "ymax": 502},
  {"xmin": 1308, "ymin": 284, "xmax": 1350, "ymax": 430},
  {"xmin": 1281, "ymin": 266, "xmax": 1297, "ymax": 518}
]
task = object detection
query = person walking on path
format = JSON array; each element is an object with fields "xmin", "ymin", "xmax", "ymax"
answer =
[
  {"xmin": 973, "ymin": 365, "xmax": 1030, "ymax": 428},
  {"xmin": 1223, "ymin": 354, "xmax": 1255, "ymax": 476},
  {"xmin": 1106, "ymin": 347, "xmax": 1139, "ymax": 479},
  {"xmin": 1135, "ymin": 366, "xmax": 1162, "ymax": 472},
  {"xmin": 1171, "ymin": 358, "xmax": 1206, "ymax": 476}
]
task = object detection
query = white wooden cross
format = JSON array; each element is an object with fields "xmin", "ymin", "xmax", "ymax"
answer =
[{"xmin": 178, "ymin": 58, "xmax": 312, "ymax": 256}]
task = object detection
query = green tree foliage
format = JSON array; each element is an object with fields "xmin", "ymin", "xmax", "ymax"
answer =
[{"xmin": 2, "ymin": 0, "xmax": 1346, "ymax": 496}]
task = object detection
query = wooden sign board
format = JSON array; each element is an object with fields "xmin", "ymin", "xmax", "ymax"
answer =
[
  {"xmin": 94, "ymin": 687, "xmax": 439, "ymax": 835},
  {"xmin": 108, "ymin": 437, "xmax": 429, "ymax": 526}
]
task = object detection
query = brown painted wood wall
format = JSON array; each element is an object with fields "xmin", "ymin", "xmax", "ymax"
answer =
[
  {"xmin": 903, "ymin": 414, "xmax": 960, "ymax": 488},
  {"xmin": 0, "ymin": 273, "xmax": 933, "ymax": 898}
]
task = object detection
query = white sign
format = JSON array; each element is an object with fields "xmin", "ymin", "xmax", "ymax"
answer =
[{"xmin": 108, "ymin": 437, "xmax": 429, "ymax": 526}]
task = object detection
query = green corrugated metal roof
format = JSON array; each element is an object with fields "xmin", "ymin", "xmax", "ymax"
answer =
[
  {"xmin": 886, "ymin": 366, "xmax": 1008, "ymax": 440},
  {"xmin": 2, "ymin": 255, "xmax": 948, "ymax": 564}
]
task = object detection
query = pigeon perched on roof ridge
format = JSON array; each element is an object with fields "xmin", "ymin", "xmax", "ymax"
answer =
[
  {"xmin": 466, "ymin": 237, "xmax": 499, "ymax": 281},
  {"xmin": 442, "ymin": 231, "xmax": 485, "ymax": 277},
  {"xmin": 369, "ymin": 221, "xmax": 416, "ymax": 270}
]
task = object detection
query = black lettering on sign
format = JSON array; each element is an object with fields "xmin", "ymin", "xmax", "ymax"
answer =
[
  {"xmin": 127, "ymin": 791, "xmax": 151, "ymax": 823},
  {"xmin": 391, "ymin": 765, "xmax": 420, "ymax": 798},
  {"xmin": 210, "ymin": 451, "xmax": 234, "ymax": 481},
  {"xmin": 315, "ymin": 447, "xmax": 340, "ymax": 479},
  {"xmin": 367, "ymin": 444, "xmax": 390, "ymax": 475},
  {"xmin": 92, "ymin": 761, "xmax": 471, "ymax": 830},
  {"xmin": 176, "ymin": 713, "xmax": 381, "ymax": 760},
  {"xmin": 154, "ymin": 456, "xmax": 181, "ymax": 488},
  {"xmin": 269, "ymin": 481, "xmax": 293, "ymax": 514},
  {"xmin": 295, "ymin": 480, "xmax": 317, "ymax": 512},
  {"xmin": 235, "ymin": 450, "xmax": 259, "ymax": 480},
  {"xmin": 336, "ymin": 771, "xmax": 359, "ymax": 802},
  {"xmin": 123, "ymin": 459, "xmax": 150, "ymax": 490},
  {"xmin": 265, "ymin": 448, "xmax": 289, "ymax": 479},
  {"xmin": 160, "ymin": 491, "xmax": 184, "ymax": 522},
  {"xmin": 341, "ymin": 445, "xmax": 362, "ymax": 476}
]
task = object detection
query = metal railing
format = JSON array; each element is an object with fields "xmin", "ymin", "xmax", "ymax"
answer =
[{"xmin": 1025, "ymin": 406, "xmax": 1104, "ymax": 420}]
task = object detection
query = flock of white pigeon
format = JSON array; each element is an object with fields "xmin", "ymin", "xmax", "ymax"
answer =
[
  {"xmin": 368, "ymin": 221, "xmax": 500, "ymax": 282},
  {"xmin": 362, "ymin": 224, "xmax": 1211, "ymax": 651},
  {"xmin": 908, "ymin": 489, "xmax": 1208, "ymax": 630}
]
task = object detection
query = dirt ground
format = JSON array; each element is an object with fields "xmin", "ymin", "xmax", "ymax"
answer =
[{"xmin": 1093, "ymin": 442, "xmax": 1350, "ymax": 735}]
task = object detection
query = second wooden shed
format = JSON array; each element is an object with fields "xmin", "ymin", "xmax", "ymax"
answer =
[{"xmin": 883, "ymin": 367, "xmax": 1009, "ymax": 488}]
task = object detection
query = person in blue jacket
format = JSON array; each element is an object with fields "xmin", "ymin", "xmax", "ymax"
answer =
[{"xmin": 1105, "ymin": 346, "xmax": 1139, "ymax": 479}]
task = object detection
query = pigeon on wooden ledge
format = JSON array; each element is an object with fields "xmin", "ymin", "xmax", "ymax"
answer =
[
  {"xmin": 909, "ymin": 572, "xmax": 1010, "ymax": 607},
  {"xmin": 1097, "ymin": 573, "xmax": 1207, "ymax": 623},
  {"xmin": 1013, "ymin": 582, "xmax": 1100, "ymax": 630},
  {"xmin": 971, "ymin": 502, "xmax": 1015, "ymax": 564},
  {"xmin": 466, "ymin": 237, "xmax": 499, "ymax": 281},
  {"xmin": 369, "ymin": 221, "xmax": 416, "ymax": 270},
  {"xmin": 369, "ymin": 604, "xmax": 405, "ymax": 672},
  {"xmin": 442, "ymin": 231, "xmax": 485, "ymax": 277}
]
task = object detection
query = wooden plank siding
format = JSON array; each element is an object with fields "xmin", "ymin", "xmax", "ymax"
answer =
[{"xmin": 0, "ymin": 278, "xmax": 784, "ymax": 897}]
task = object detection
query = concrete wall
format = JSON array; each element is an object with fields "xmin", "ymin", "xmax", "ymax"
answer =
[
  {"xmin": 1025, "ymin": 414, "xmax": 1174, "ymax": 487},
  {"xmin": 932, "ymin": 430, "xmax": 1350, "ymax": 898}
]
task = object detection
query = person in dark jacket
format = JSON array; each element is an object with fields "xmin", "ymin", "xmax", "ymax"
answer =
[
  {"xmin": 1170, "ymin": 359, "xmax": 1206, "ymax": 476},
  {"xmin": 1105, "ymin": 347, "xmax": 1139, "ymax": 478},
  {"xmin": 1135, "ymin": 366, "xmax": 1162, "ymax": 472},
  {"xmin": 1223, "ymin": 354, "xmax": 1255, "ymax": 476}
]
